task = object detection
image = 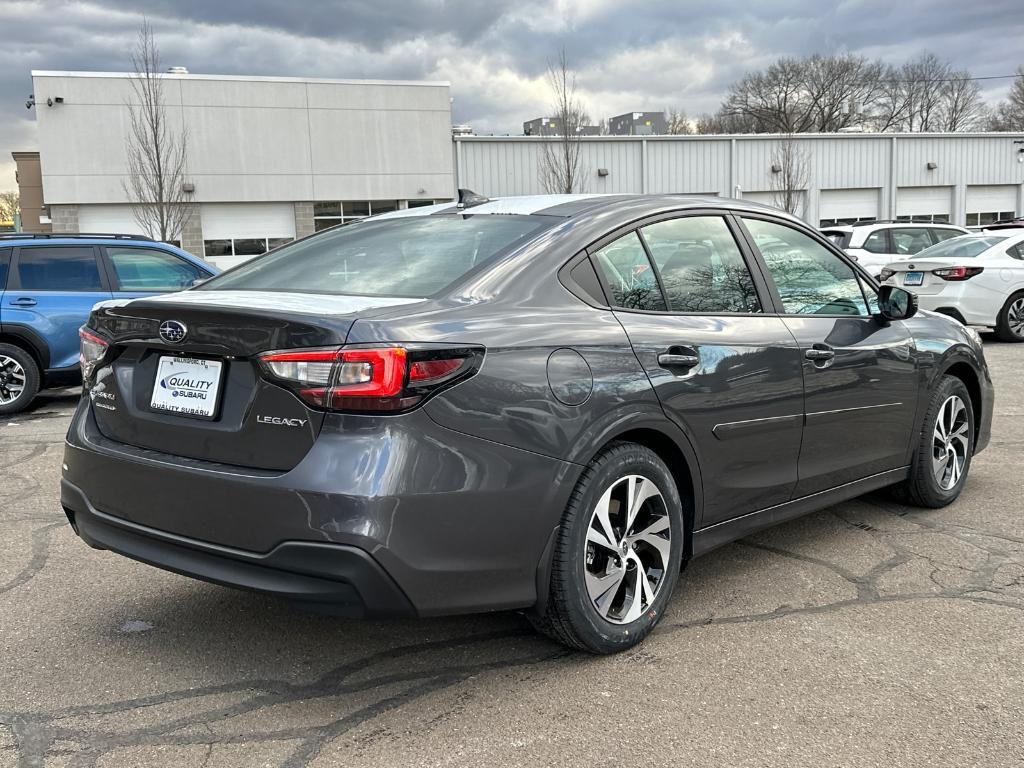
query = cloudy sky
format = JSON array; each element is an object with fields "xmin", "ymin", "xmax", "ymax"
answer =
[{"xmin": 2, "ymin": 0, "xmax": 1023, "ymax": 192}]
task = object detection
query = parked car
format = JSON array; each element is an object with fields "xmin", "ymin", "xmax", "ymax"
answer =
[
  {"xmin": 821, "ymin": 221, "xmax": 968, "ymax": 279},
  {"xmin": 0, "ymin": 234, "xmax": 216, "ymax": 414},
  {"xmin": 880, "ymin": 230, "xmax": 1024, "ymax": 341},
  {"xmin": 62, "ymin": 195, "xmax": 992, "ymax": 654}
]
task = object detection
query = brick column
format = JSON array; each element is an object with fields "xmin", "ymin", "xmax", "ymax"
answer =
[
  {"xmin": 50, "ymin": 205, "xmax": 79, "ymax": 233},
  {"xmin": 294, "ymin": 202, "xmax": 315, "ymax": 240},
  {"xmin": 178, "ymin": 204, "xmax": 204, "ymax": 258}
]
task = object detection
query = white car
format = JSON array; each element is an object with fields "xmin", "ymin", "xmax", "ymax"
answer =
[
  {"xmin": 880, "ymin": 231, "xmax": 1024, "ymax": 341},
  {"xmin": 821, "ymin": 222, "xmax": 969, "ymax": 279}
]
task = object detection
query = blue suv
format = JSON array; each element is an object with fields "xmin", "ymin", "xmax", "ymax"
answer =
[{"xmin": 0, "ymin": 233, "xmax": 216, "ymax": 414}]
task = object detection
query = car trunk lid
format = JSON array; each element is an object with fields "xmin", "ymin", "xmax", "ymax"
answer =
[{"xmin": 86, "ymin": 290, "xmax": 424, "ymax": 471}]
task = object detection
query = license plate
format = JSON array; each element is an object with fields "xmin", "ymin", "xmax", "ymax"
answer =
[
  {"xmin": 150, "ymin": 356, "xmax": 224, "ymax": 419},
  {"xmin": 903, "ymin": 271, "xmax": 924, "ymax": 286}
]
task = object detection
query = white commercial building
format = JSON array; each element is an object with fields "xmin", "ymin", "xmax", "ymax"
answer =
[
  {"xmin": 29, "ymin": 70, "xmax": 454, "ymax": 267},
  {"xmin": 23, "ymin": 70, "xmax": 1024, "ymax": 268}
]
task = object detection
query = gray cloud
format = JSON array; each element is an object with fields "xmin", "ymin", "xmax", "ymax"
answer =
[{"xmin": 2, "ymin": 0, "xmax": 1023, "ymax": 192}]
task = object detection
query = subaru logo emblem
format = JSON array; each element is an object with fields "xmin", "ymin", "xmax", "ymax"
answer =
[{"xmin": 159, "ymin": 320, "xmax": 188, "ymax": 344}]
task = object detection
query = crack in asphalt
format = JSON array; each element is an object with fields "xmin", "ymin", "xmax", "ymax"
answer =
[
  {"xmin": 1, "ymin": 631, "xmax": 570, "ymax": 768},
  {"xmin": 2, "ymin": 391, "xmax": 1024, "ymax": 766},
  {"xmin": 0, "ymin": 522, "xmax": 63, "ymax": 596}
]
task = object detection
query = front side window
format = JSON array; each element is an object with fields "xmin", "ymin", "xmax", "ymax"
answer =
[
  {"xmin": 15, "ymin": 246, "xmax": 103, "ymax": 291},
  {"xmin": 743, "ymin": 218, "xmax": 869, "ymax": 316},
  {"xmin": 203, "ymin": 215, "xmax": 554, "ymax": 298},
  {"xmin": 862, "ymin": 230, "xmax": 890, "ymax": 254},
  {"xmin": 641, "ymin": 216, "xmax": 761, "ymax": 313},
  {"xmin": 592, "ymin": 232, "xmax": 667, "ymax": 311},
  {"xmin": 890, "ymin": 228, "xmax": 934, "ymax": 255},
  {"xmin": 106, "ymin": 247, "xmax": 205, "ymax": 292}
]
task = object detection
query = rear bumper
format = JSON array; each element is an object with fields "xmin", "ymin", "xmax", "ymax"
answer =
[
  {"xmin": 62, "ymin": 400, "xmax": 580, "ymax": 616},
  {"xmin": 61, "ymin": 478, "xmax": 416, "ymax": 617}
]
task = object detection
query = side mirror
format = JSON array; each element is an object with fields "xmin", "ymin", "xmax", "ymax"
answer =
[
  {"xmin": 190, "ymin": 276, "xmax": 210, "ymax": 288},
  {"xmin": 878, "ymin": 285, "xmax": 918, "ymax": 321}
]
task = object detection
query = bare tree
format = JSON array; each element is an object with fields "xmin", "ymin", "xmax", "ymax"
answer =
[
  {"xmin": 988, "ymin": 67, "xmax": 1024, "ymax": 131},
  {"xmin": 714, "ymin": 51, "xmax": 987, "ymax": 135},
  {"xmin": 768, "ymin": 136, "xmax": 809, "ymax": 217},
  {"xmin": 665, "ymin": 108, "xmax": 694, "ymax": 135},
  {"xmin": 123, "ymin": 20, "xmax": 190, "ymax": 242},
  {"xmin": 942, "ymin": 71, "xmax": 987, "ymax": 131},
  {"xmin": 0, "ymin": 191, "xmax": 19, "ymax": 224},
  {"xmin": 538, "ymin": 50, "xmax": 590, "ymax": 194}
]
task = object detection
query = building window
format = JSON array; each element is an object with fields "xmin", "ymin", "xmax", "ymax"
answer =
[
  {"xmin": 895, "ymin": 214, "xmax": 950, "ymax": 224},
  {"xmin": 406, "ymin": 199, "xmax": 449, "ymax": 209},
  {"xmin": 202, "ymin": 237, "xmax": 293, "ymax": 257},
  {"xmin": 313, "ymin": 200, "xmax": 400, "ymax": 232},
  {"xmin": 819, "ymin": 216, "xmax": 875, "ymax": 227},
  {"xmin": 966, "ymin": 211, "xmax": 1015, "ymax": 227}
]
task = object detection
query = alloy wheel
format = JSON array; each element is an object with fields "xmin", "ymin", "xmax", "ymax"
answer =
[
  {"xmin": 932, "ymin": 395, "xmax": 969, "ymax": 491},
  {"xmin": 584, "ymin": 475, "xmax": 671, "ymax": 624},
  {"xmin": 1008, "ymin": 297, "xmax": 1024, "ymax": 338},
  {"xmin": 0, "ymin": 355, "xmax": 26, "ymax": 406}
]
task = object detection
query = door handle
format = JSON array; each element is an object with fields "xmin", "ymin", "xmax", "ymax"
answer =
[
  {"xmin": 658, "ymin": 347, "xmax": 700, "ymax": 370},
  {"xmin": 8, "ymin": 298, "xmax": 37, "ymax": 307},
  {"xmin": 804, "ymin": 346, "xmax": 835, "ymax": 362}
]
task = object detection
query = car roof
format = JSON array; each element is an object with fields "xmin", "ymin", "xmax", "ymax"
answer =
[
  {"xmin": 372, "ymin": 193, "xmax": 791, "ymax": 222},
  {"xmin": 0, "ymin": 233, "xmax": 172, "ymax": 246}
]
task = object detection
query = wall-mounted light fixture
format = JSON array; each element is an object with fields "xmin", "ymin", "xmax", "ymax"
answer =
[
  {"xmin": 597, "ymin": 168, "xmax": 609, "ymax": 177},
  {"xmin": 770, "ymin": 163, "xmax": 783, "ymax": 173},
  {"xmin": 926, "ymin": 161, "xmax": 938, "ymax": 170},
  {"xmin": 181, "ymin": 182, "xmax": 195, "ymax": 194}
]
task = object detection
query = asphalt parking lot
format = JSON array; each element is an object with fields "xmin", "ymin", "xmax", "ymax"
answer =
[{"xmin": 1, "ymin": 341, "xmax": 1022, "ymax": 768}]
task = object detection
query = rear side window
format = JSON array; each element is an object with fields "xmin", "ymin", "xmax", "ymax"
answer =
[
  {"xmin": 203, "ymin": 215, "xmax": 554, "ymax": 298},
  {"xmin": 106, "ymin": 247, "xmax": 205, "ymax": 292},
  {"xmin": 0, "ymin": 248, "xmax": 10, "ymax": 291},
  {"xmin": 930, "ymin": 228, "xmax": 963, "ymax": 243},
  {"xmin": 862, "ymin": 230, "xmax": 890, "ymax": 254},
  {"xmin": 821, "ymin": 230, "xmax": 851, "ymax": 249},
  {"xmin": 592, "ymin": 232, "xmax": 667, "ymax": 311},
  {"xmin": 641, "ymin": 216, "xmax": 761, "ymax": 313},
  {"xmin": 890, "ymin": 228, "xmax": 933, "ymax": 255},
  {"xmin": 1005, "ymin": 242, "xmax": 1024, "ymax": 260},
  {"xmin": 15, "ymin": 246, "xmax": 103, "ymax": 291}
]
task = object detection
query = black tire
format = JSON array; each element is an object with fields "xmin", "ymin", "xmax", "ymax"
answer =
[
  {"xmin": 994, "ymin": 291, "xmax": 1024, "ymax": 343},
  {"xmin": 890, "ymin": 375, "xmax": 974, "ymax": 508},
  {"xmin": 530, "ymin": 442, "xmax": 685, "ymax": 654},
  {"xmin": 0, "ymin": 343, "xmax": 41, "ymax": 415}
]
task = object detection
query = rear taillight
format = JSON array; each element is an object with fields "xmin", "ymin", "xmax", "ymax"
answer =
[
  {"xmin": 932, "ymin": 266, "xmax": 984, "ymax": 281},
  {"xmin": 78, "ymin": 327, "xmax": 109, "ymax": 381},
  {"xmin": 257, "ymin": 345, "xmax": 482, "ymax": 413}
]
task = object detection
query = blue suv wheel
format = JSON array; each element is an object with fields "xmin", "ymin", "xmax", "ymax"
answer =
[{"xmin": 0, "ymin": 342, "xmax": 40, "ymax": 414}]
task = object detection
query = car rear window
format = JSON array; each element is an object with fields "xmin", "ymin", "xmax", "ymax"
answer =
[
  {"xmin": 201, "ymin": 215, "xmax": 555, "ymax": 298},
  {"xmin": 917, "ymin": 236, "xmax": 1006, "ymax": 260}
]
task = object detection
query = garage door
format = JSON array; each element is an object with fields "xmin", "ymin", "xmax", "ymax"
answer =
[
  {"xmin": 819, "ymin": 188, "xmax": 879, "ymax": 225},
  {"xmin": 896, "ymin": 187, "xmax": 952, "ymax": 222},
  {"xmin": 965, "ymin": 185, "xmax": 1018, "ymax": 226},
  {"xmin": 77, "ymin": 205, "xmax": 149, "ymax": 236},
  {"xmin": 200, "ymin": 203, "xmax": 297, "ymax": 269}
]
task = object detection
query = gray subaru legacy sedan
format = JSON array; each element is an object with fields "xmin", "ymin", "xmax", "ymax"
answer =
[{"xmin": 62, "ymin": 193, "xmax": 993, "ymax": 653}]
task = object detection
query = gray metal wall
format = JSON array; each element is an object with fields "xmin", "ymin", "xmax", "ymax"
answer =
[{"xmin": 454, "ymin": 134, "xmax": 1024, "ymax": 225}]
